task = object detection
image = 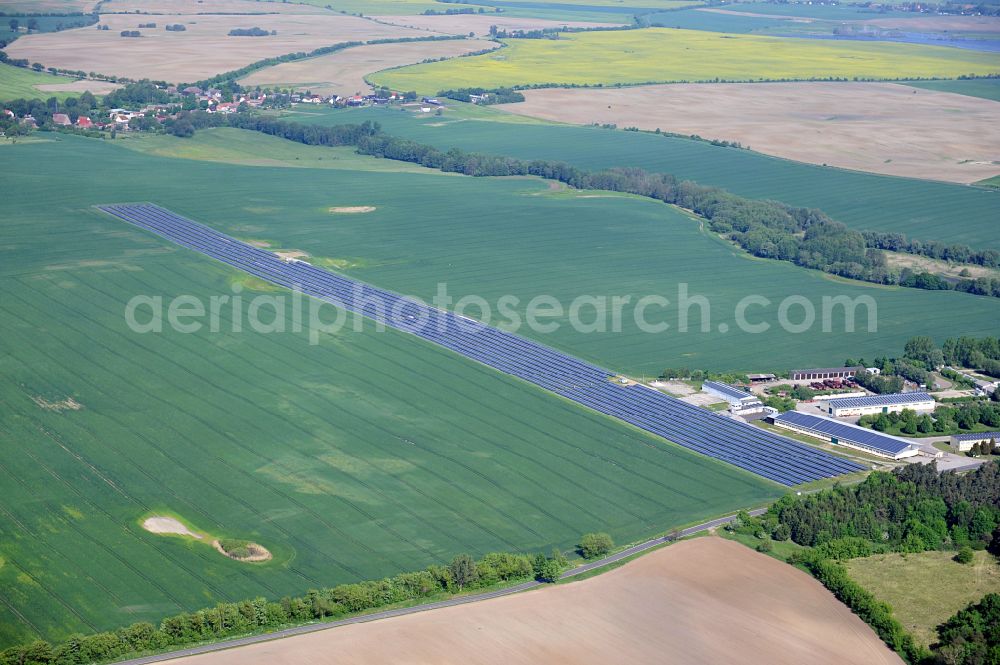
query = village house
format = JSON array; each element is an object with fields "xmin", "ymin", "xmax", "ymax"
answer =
[
  {"xmin": 51, "ymin": 113, "xmax": 72, "ymax": 126},
  {"xmin": 75, "ymin": 116, "xmax": 94, "ymax": 129}
]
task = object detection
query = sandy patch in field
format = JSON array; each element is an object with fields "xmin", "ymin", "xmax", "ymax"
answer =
[
  {"xmin": 376, "ymin": 14, "xmax": 618, "ymax": 36},
  {"xmin": 168, "ymin": 537, "xmax": 900, "ymax": 665},
  {"xmin": 241, "ymin": 39, "xmax": 493, "ymax": 96},
  {"xmin": 99, "ymin": 0, "xmax": 333, "ymax": 14},
  {"xmin": 505, "ymin": 82, "xmax": 1000, "ymax": 183},
  {"xmin": 329, "ymin": 206, "xmax": 375, "ymax": 213},
  {"xmin": 213, "ymin": 540, "xmax": 272, "ymax": 562},
  {"xmin": 31, "ymin": 396, "xmax": 83, "ymax": 412},
  {"xmin": 32, "ymin": 79, "xmax": 122, "ymax": 94},
  {"xmin": 142, "ymin": 516, "xmax": 203, "ymax": 539},
  {"xmin": 274, "ymin": 249, "xmax": 308, "ymax": 260},
  {"xmin": 885, "ymin": 251, "xmax": 1000, "ymax": 280},
  {"xmin": 5, "ymin": 14, "xmax": 425, "ymax": 83}
]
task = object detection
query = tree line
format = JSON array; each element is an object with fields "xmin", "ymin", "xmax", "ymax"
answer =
[
  {"xmin": 172, "ymin": 113, "xmax": 999, "ymax": 298},
  {"xmin": 0, "ymin": 548, "xmax": 568, "ymax": 665},
  {"xmin": 436, "ymin": 87, "xmax": 525, "ymax": 104}
]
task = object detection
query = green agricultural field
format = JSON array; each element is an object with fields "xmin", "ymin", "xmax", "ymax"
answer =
[
  {"xmin": 903, "ymin": 78, "xmax": 1000, "ymax": 102},
  {"xmin": 0, "ymin": 62, "xmax": 82, "ymax": 101},
  {"xmin": 36, "ymin": 129, "xmax": 1000, "ymax": 376},
  {"xmin": 0, "ymin": 135, "xmax": 783, "ymax": 648},
  {"xmin": 371, "ymin": 28, "xmax": 1000, "ymax": 91},
  {"xmin": 845, "ymin": 550, "xmax": 1000, "ymax": 649},
  {"xmin": 296, "ymin": 106, "xmax": 1000, "ymax": 250}
]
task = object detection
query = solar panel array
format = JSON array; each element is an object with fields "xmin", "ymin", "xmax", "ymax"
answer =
[
  {"xmin": 827, "ymin": 391, "xmax": 934, "ymax": 410},
  {"xmin": 702, "ymin": 380, "xmax": 755, "ymax": 402},
  {"xmin": 953, "ymin": 431, "xmax": 1000, "ymax": 442},
  {"xmin": 98, "ymin": 203, "xmax": 864, "ymax": 486},
  {"xmin": 774, "ymin": 411, "xmax": 912, "ymax": 457}
]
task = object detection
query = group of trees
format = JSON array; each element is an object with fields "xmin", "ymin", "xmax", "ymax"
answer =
[
  {"xmin": 935, "ymin": 593, "xmax": 1000, "ymax": 664},
  {"xmin": 437, "ymin": 87, "xmax": 525, "ymax": 105},
  {"xmin": 0, "ymin": 547, "xmax": 569, "ymax": 665},
  {"xmin": 859, "ymin": 401, "xmax": 1000, "ymax": 437},
  {"xmin": 943, "ymin": 337, "xmax": 1000, "ymax": 379},
  {"xmin": 227, "ymin": 27, "xmax": 275, "ymax": 37},
  {"xmin": 770, "ymin": 462, "xmax": 1000, "ymax": 554},
  {"xmin": 119, "ymin": 30, "xmax": 141, "ymax": 37},
  {"xmin": 165, "ymin": 24, "xmax": 186, "ymax": 31}
]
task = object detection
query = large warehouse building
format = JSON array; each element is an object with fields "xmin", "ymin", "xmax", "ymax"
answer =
[
  {"xmin": 773, "ymin": 411, "xmax": 918, "ymax": 460},
  {"xmin": 826, "ymin": 392, "xmax": 935, "ymax": 418},
  {"xmin": 950, "ymin": 431, "xmax": 1000, "ymax": 453}
]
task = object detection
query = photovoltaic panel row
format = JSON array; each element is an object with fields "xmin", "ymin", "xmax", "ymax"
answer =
[{"xmin": 97, "ymin": 203, "xmax": 865, "ymax": 486}]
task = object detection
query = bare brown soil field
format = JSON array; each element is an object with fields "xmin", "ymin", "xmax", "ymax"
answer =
[
  {"xmin": 505, "ymin": 82, "xmax": 1000, "ymax": 183},
  {"xmin": 32, "ymin": 79, "xmax": 121, "ymax": 94},
  {"xmin": 169, "ymin": 538, "xmax": 901, "ymax": 665},
  {"xmin": 5, "ymin": 14, "xmax": 424, "ymax": 83},
  {"xmin": 376, "ymin": 14, "xmax": 618, "ymax": 36},
  {"xmin": 240, "ymin": 39, "xmax": 493, "ymax": 95},
  {"xmin": 98, "ymin": 0, "xmax": 332, "ymax": 14}
]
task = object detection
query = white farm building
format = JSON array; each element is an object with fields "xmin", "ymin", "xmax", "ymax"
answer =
[
  {"xmin": 826, "ymin": 392, "xmax": 935, "ymax": 418},
  {"xmin": 950, "ymin": 432, "xmax": 1000, "ymax": 453},
  {"xmin": 702, "ymin": 381, "xmax": 764, "ymax": 415}
]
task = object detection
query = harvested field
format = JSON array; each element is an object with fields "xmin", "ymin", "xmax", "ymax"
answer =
[
  {"xmin": 375, "ymin": 14, "xmax": 618, "ymax": 36},
  {"xmin": 505, "ymin": 82, "xmax": 1000, "ymax": 183},
  {"xmin": 0, "ymin": 0, "xmax": 95, "ymax": 11},
  {"xmin": 240, "ymin": 39, "xmax": 494, "ymax": 96},
  {"xmin": 98, "ymin": 0, "xmax": 333, "ymax": 14},
  {"xmin": 169, "ymin": 538, "xmax": 901, "ymax": 665},
  {"xmin": 696, "ymin": 7, "xmax": 816, "ymax": 22},
  {"xmin": 33, "ymin": 79, "xmax": 121, "ymax": 94},
  {"xmin": 4, "ymin": 14, "xmax": 424, "ymax": 83}
]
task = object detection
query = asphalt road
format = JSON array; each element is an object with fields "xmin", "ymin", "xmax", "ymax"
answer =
[{"xmin": 119, "ymin": 508, "xmax": 766, "ymax": 664}]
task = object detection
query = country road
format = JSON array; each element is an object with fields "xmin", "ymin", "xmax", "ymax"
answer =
[{"xmin": 118, "ymin": 508, "xmax": 767, "ymax": 664}]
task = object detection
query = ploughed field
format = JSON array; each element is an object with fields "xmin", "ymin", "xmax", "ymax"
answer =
[
  {"xmin": 0, "ymin": 135, "xmax": 783, "ymax": 648},
  {"xmin": 167, "ymin": 538, "xmax": 902, "ymax": 665},
  {"xmin": 504, "ymin": 82, "xmax": 1000, "ymax": 184}
]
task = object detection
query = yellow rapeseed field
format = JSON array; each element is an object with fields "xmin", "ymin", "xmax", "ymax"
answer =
[{"xmin": 372, "ymin": 28, "xmax": 1000, "ymax": 92}]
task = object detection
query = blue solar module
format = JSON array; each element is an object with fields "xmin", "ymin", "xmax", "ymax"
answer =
[
  {"xmin": 953, "ymin": 431, "xmax": 1000, "ymax": 441},
  {"xmin": 774, "ymin": 411, "xmax": 912, "ymax": 457},
  {"xmin": 826, "ymin": 392, "xmax": 934, "ymax": 410},
  {"xmin": 96, "ymin": 203, "xmax": 866, "ymax": 486}
]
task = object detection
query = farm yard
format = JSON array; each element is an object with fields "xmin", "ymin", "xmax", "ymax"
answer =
[
  {"xmin": 302, "ymin": 106, "xmax": 1000, "ymax": 250},
  {"xmin": 370, "ymin": 28, "xmax": 1000, "ymax": 91},
  {"xmin": 166, "ymin": 538, "xmax": 901, "ymax": 665},
  {"xmin": 0, "ymin": 134, "xmax": 783, "ymax": 647},
  {"xmin": 3, "ymin": 13, "xmax": 427, "ymax": 83},
  {"xmin": 239, "ymin": 39, "xmax": 496, "ymax": 97},
  {"xmin": 504, "ymin": 82, "xmax": 1000, "ymax": 183}
]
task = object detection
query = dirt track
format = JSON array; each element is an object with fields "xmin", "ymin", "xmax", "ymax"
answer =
[
  {"xmin": 169, "ymin": 537, "xmax": 901, "ymax": 665},
  {"xmin": 504, "ymin": 82, "xmax": 1000, "ymax": 183}
]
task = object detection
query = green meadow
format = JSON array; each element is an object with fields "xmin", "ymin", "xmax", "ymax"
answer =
[
  {"xmin": 903, "ymin": 78, "xmax": 1000, "ymax": 102},
  {"xmin": 0, "ymin": 135, "xmax": 783, "ymax": 647},
  {"xmin": 295, "ymin": 105, "xmax": 1000, "ymax": 250},
  {"xmin": 0, "ymin": 62, "xmax": 81, "ymax": 101}
]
